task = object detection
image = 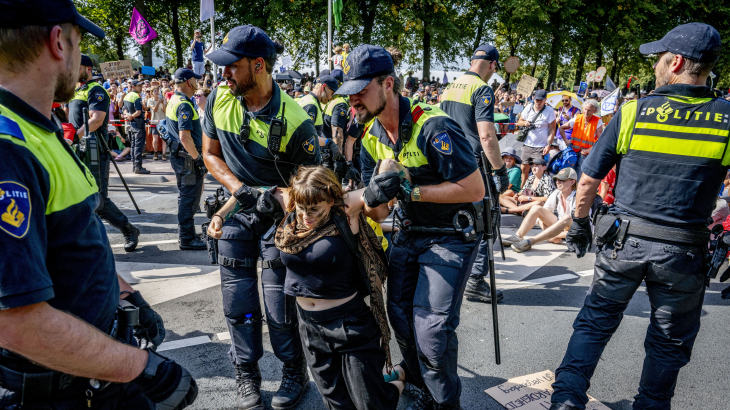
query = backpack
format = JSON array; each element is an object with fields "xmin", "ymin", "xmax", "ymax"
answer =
[
  {"xmin": 157, "ymin": 119, "xmax": 169, "ymax": 142},
  {"xmin": 547, "ymin": 147, "xmax": 577, "ymax": 175}
]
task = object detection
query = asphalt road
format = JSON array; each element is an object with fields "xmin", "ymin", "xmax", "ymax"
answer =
[{"xmin": 105, "ymin": 156, "xmax": 730, "ymax": 410}]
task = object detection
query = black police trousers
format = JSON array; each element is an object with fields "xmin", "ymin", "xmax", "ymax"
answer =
[
  {"xmin": 0, "ymin": 379, "xmax": 155, "ymax": 410},
  {"xmin": 387, "ymin": 231, "xmax": 480, "ymax": 405},
  {"xmin": 129, "ymin": 125, "xmax": 146, "ymax": 169},
  {"xmin": 298, "ymin": 296, "xmax": 400, "ymax": 410},
  {"xmin": 170, "ymin": 155, "xmax": 205, "ymax": 242},
  {"xmin": 551, "ymin": 235, "xmax": 707, "ymax": 410},
  {"xmin": 218, "ymin": 212, "xmax": 302, "ymax": 365},
  {"xmin": 472, "ymin": 155, "xmax": 499, "ymax": 280},
  {"xmin": 95, "ymin": 153, "xmax": 129, "ymax": 230}
]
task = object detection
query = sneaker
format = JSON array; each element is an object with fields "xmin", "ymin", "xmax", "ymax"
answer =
[
  {"xmin": 501, "ymin": 234, "xmax": 522, "ymax": 246},
  {"xmin": 133, "ymin": 167, "xmax": 151, "ymax": 175},
  {"xmin": 120, "ymin": 222, "xmax": 140, "ymax": 252},
  {"xmin": 464, "ymin": 276, "xmax": 504, "ymax": 303},
  {"xmin": 511, "ymin": 239, "xmax": 532, "ymax": 253},
  {"xmin": 179, "ymin": 237, "xmax": 207, "ymax": 250},
  {"xmin": 161, "ymin": 152, "xmax": 166, "ymax": 161},
  {"xmin": 153, "ymin": 152, "xmax": 159, "ymax": 160}
]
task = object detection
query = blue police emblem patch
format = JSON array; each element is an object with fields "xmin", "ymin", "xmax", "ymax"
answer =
[
  {"xmin": 339, "ymin": 109, "xmax": 347, "ymax": 116},
  {"xmin": 96, "ymin": 93, "xmax": 104, "ymax": 102},
  {"xmin": 481, "ymin": 94, "xmax": 492, "ymax": 106},
  {"xmin": 303, "ymin": 136, "xmax": 316, "ymax": 154},
  {"xmin": 431, "ymin": 132, "xmax": 452, "ymax": 155},
  {"xmin": 181, "ymin": 110, "xmax": 190, "ymax": 121},
  {"xmin": 309, "ymin": 113, "xmax": 316, "ymax": 121},
  {"xmin": 0, "ymin": 181, "xmax": 31, "ymax": 239}
]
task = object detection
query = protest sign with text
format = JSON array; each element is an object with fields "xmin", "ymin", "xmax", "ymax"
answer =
[{"xmin": 99, "ymin": 60, "xmax": 134, "ymax": 79}]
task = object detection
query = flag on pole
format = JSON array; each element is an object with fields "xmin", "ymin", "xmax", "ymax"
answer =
[
  {"xmin": 442, "ymin": 72, "xmax": 448, "ymax": 85},
  {"xmin": 200, "ymin": 0, "xmax": 214, "ymax": 22},
  {"xmin": 600, "ymin": 87, "xmax": 620, "ymax": 117},
  {"xmin": 605, "ymin": 75, "xmax": 616, "ymax": 92},
  {"xmin": 129, "ymin": 7, "xmax": 157, "ymax": 45},
  {"xmin": 333, "ymin": 0, "xmax": 343, "ymax": 30}
]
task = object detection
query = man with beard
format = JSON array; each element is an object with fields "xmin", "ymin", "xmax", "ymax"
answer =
[
  {"xmin": 202, "ymin": 25, "xmax": 320, "ymax": 410},
  {"xmin": 337, "ymin": 45, "xmax": 486, "ymax": 410},
  {"xmin": 0, "ymin": 1, "xmax": 197, "ymax": 409},
  {"xmin": 68, "ymin": 54, "xmax": 141, "ymax": 252},
  {"xmin": 123, "ymin": 80, "xmax": 150, "ymax": 174},
  {"xmin": 550, "ymin": 23, "xmax": 726, "ymax": 410}
]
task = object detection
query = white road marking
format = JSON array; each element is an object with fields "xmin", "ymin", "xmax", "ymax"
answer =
[
  {"xmin": 494, "ymin": 228, "xmax": 568, "ymax": 290},
  {"xmin": 111, "ymin": 239, "xmax": 178, "ymax": 248},
  {"xmin": 116, "ymin": 261, "xmax": 221, "ymax": 305},
  {"xmin": 577, "ymin": 269, "xmax": 594, "ymax": 276},
  {"xmin": 157, "ymin": 336, "xmax": 211, "ymax": 352},
  {"xmin": 529, "ymin": 273, "xmax": 579, "ymax": 285}
]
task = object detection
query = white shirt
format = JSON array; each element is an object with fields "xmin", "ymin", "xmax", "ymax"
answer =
[
  {"xmin": 332, "ymin": 55, "xmax": 344, "ymax": 70},
  {"xmin": 520, "ymin": 103, "xmax": 557, "ymax": 148},
  {"xmin": 543, "ymin": 189, "xmax": 576, "ymax": 219}
]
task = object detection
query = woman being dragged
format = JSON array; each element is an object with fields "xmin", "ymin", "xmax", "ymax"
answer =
[{"xmin": 208, "ymin": 165, "xmax": 405, "ymax": 409}]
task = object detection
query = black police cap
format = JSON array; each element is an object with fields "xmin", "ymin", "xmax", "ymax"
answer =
[
  {"xmin": 336, "ymin": 45, "xmax": 394, "ymax": 96},
  {"xmin": 80, "ymin": 54, "xmax": 93, "ymax": 67},
  {"xmin": 472, "ymin": 44, "xmax": 500, "ymax": 69},
  {"xmin": 0, "ymin": 0, "xmax": 104, "ymax": 39},
  {"xmin": 640, "ymin": 23, "xmax": 721, "ymax": 63},
  {"xmin": 206, "ymin": 25, "xmax": 284, "ymax": 67},
  {"xmin": 174, "ymin": 67, "xmax": 202, "ymax": 83},
  {"xmin": 316, "ymin": 75, "xmax": 339, "ymax": 93}
]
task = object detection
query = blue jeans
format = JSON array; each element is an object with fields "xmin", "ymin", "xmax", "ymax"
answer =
[
  {"xmin": 387, "ymin": 231, "xmax": 480, "ymax": 405},
  {"xmin": 551, "ymin": 235, "xmax": 706, "ymax": 410},
  {"xmin": 170, "ymin": 155, "xmax": 206, "ymax": 241}
]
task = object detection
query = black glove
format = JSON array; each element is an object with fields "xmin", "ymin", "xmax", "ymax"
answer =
[
  {"xmin": 566, "ymin": 212, "xmax": 592, "ymax": 258},
  {"xmin": 363, "ymin": 171, "xmax": 401, "ymax": 208},
  {"xmin": 124, "ymin": 291, "xmax": 166, "ymax": 350},
  {"xmin": 134, "ymin": 350, "xmax": 198, "ymax": 410},
  {"xmin": 325, "ymin": 139, "xmax": 343, "ymax": 161},
  {"xmin": 256, "ymin": 186, "xmax": 284, "ymax": 220},
  {"xmin": 345, "ymin": 161, "xmax": 361, "ymax": 183},
  {"xmin": 234, "ymin": 185, "xmax": 261, "ymax": 213},
  {"xmin": 194, "ymin": 155, "xmax": 206, "ymax": 174},
  {"xmin": 493, "ymin": 164, "xmax": 510, "ymax": 194},
  {"xmin": 333, "ymin": 159, "xmax": 347, "ymax": 181}
]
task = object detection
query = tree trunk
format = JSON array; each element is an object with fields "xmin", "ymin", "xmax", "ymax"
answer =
[
  {"xmin": 609, "ymin": 48, "xmax": 619, "ymax": 81},
  {"xmin": 546, "ymin": 11, "xmax": 562, "ymax": 87},
  {"xmin": 115, "ymin": 34, "xmax": 125, "ymax": 60},
  {"xmin": 171, "ymin": 6, "xmax": 182, "ymax": 68},
  {"xmin": 314, "ymin": 33, "xmax": 320, "ymax": 77},
  {"xmin": 595, "ymin": 44, "xmax": 603, "ymax": 69},
  {"xmin": 422, "ymin": 19, "xmax": 431, "ymax": 81},
  {"xmin": 359, "ymin": 0, "xmax": 376, "ymax": 44},
  {"xmin": 472, "ymin": 20, "xmax": 485, "ymax": 51},
  {"xmin": 573, "ymin": 42, "xmax": 589, "ymax": 86},
  {"xmin": 531, "ymin": 57, "xmax": 538, "ymax": 77}
]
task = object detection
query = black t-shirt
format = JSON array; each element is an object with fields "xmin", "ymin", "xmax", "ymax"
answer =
[
  {"xmin": 166, "ymin": 92, "xmax": 203, "ymax": 149},
  {"xmin": 439, "ymin": 71, "xmax": 494, "ymax": 154},
  {"xmin": 322, "ymin": 101, "xmax": 349, "ymax": 140},
  {"xmin": 68, "ymin": 82, "xmax": 110, "ymax": 140}
]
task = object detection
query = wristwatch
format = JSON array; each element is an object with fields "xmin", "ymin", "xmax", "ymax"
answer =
[{"xmin": 411, "ymin": 186, "xmax": 421, "ymax": 202}]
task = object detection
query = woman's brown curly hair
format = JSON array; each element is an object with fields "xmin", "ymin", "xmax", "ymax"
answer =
[{"xmin": 287, "ymin": 166, "xmax": 346, "ymax": 215}]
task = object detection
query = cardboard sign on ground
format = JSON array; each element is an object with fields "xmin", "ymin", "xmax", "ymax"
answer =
[
  {"xmin": 516, "ymin": 74, "xmax": 538, "ymax": 97},
  {"xmin": 100, "ymin": 60, "xmax": 134, "ymax": 79},
  {"xmin": 486, "ymin": 370, "xmax": 611, "ymax": 410}
]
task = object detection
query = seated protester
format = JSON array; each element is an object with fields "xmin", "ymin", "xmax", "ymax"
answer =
[
  {"xmin": 500, "ymin": 157, "xmax": 556, "ymax": 215},
  {"xmin": 709, "ymin": 198, "xmax": 730, "ymax": 230},
  {"xmin": 207, "ymin": 166, "xmax": 404, "ymax": 410},
  {"xmin": 599, "ymin": 165, "xmax": 617, "ymax": 205},
  {"xmin": 499, "ymin": 147, "xmax": 522, "ymax": 198},
  {"xmin": 503, "ymin": 167, "xmax": 578, "ymax": 252},
  {"xmin": 51, "ymin": 104, "xmax": 76, "ymax": 144},
  {"xmin": 559, "ymin": 98, "xmax": 604, "ymax": 178}
]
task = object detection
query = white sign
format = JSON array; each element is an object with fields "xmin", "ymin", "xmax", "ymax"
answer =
[
  {"xmin": 600, "ymin": 87, "xmax": 620, "ymax": 116},
  {"xmin": 486, "ymin": 370, "xmax": 611, "ymax": 410}
]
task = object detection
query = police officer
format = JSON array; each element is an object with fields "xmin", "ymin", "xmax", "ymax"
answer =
[
  {"xmin": 440, "ymin": 44, "xmax": 508, "ymax": 304},
  {"xmin": 202, "ymin": 25, "xmax": 320, "ymax": 410},
  {"xmin": 550, "ymin": 23, "xmax": 725, "ymax": 410},
  {"xmin": 123, "ymin": 80, "xmax": 150, "ymax": 174},
  {"xmin": 166, "ymin": 68, "xmax": 208, "ymax": 250},
  {"xmin": 322, "ymin": 78, "xmax": 349, "ymax": 180},
  {"xmin": 337, "ymin": 45, "xmax": 486, "ymax": 410},
  {"xmin": 0, "ymin": 1, "xmax": 197, "ymax": 408},
  {"xmin": 298, "ymin": 75, "xmax": 343, "ymax": 173},
  {"xmin": 69, "ymin": 54, "xmax": 141, "ymax": 252}
]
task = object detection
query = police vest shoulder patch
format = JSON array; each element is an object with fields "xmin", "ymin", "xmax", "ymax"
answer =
[
  {"xmin": 431, "ymin": 132, "xmax": 452, "ymax": 155},
  {"xmin": 481, "ymin": 94, "xmax": 492, "ymax": 106},
  {"xmin": 302, "ymin": 136, "xmax": 316, "ymax": 154},
  {"xmin": 0, "ymin": 181, "xmax": 31, "ymax": 239},
  {"xmin": 0, "ymin": 115, "xmax": 24, "ymax": 142},
  {"xmin": 309, "ymin": 112, "xmax": 316, "ymax": 121},
  {"xmin": 339, "ymin": 108, "xmax": 347, "ymax": 117},
  {"xmin": 181, "ymin": 109, "xmax": 190, "ymax": 121},
  {"xmin": 95, "ymin": 93, "xmax": 104, "ymax": 102}
]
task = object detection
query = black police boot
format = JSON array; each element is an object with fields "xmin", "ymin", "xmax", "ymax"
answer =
[
  {"xmin": 464, "ymin": 275, "xmax": 504, "ymax": 304},
  {"xmin": 407, "ymin": 387, "xmax": 435, "ymax": 410},
  {"xmin": 235, "ymin": 364, "xmax": 263, "ymax": 410},
  {"xmin": 179, "ymin": 237, "xmax": 207, "ymax": 250},
  {"xmin": 548, "ymin": 404, "xmax": 580, "ymax": 410},
  {"xmin": 271, "ymin": 358, "xmax": 309, "ymax": 410},
  {"xmin": 120, "ymin": 222, "xmax": 140, "ymax": 252},
  {"xmin": 434, "ymin": 401, "xmax": 462, "ymax": 410},
  {"xmin": 134, "ymin": 167, "xmax": 151, "ymax": 174}
]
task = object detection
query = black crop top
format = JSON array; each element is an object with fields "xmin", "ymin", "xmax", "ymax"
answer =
[{"xmin": 282, "ymin": 234, "xmax": 361, "ymax": 299}]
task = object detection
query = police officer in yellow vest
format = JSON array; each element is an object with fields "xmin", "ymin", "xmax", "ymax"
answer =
[
  {"xmin": 323, "ymin": 82, "xmax": 349, "ymax": 180},
  {"xmin": 203, "ymin": 25, "xmax": 320, "ymax": 410},
  {"xmin": 337, "ymin": 45, "xmax": 486, "ymax": 410},
  {"xmin": 68, "ymin": 54, "xmax": 141, "ymax": 252},
  {"xmin": 123, "ymin": 80, "xmax": 150, "ymax": 174},
  {"xmin": 551, "ymin": 23, "xmax": 725, "ymax": 410},
  {"xmin": 0, "ymin": 1, "xmax": 197, "ymax": 408},
  {"xmin": 166, "ymin": 68, "xmax": 208, "ymax": 250},
  {"xmin": 440, "ymin": 44, "xmax": 508, "ymax": 304},
  {"xmin": 298, "ymin": 75, "xmax": 342, "ymax": 155}
]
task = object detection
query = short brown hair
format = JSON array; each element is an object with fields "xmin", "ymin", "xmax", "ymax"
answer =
[
  {"xmin": 287, "ymin": 166, "xmax": 345, "ymax": 214},
  {"xmin": 0, "ymin": 23, "xmax": 75, "ymax": 73}
]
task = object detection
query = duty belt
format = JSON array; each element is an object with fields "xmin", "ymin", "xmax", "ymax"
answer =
[
  {"xmin": 618, "ymin": 217, "xmax": 710, "ymax": 246},
  {"xmin": 217, "ymin": 256, "xmax": 284, "ymax": 270},
  {"xmin": 397, "ymin": 201, "xmax": 484, "ymax": 243}
]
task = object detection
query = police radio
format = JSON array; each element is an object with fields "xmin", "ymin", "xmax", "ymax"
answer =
[
  {"xmin": 80, "ymin": 108, "xmax": 101, "ymax": 187},
  {"xmin": 268, "ymin": 102, "xmax": 287, "ymax": 153}
]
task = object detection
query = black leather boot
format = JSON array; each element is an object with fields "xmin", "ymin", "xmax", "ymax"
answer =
[
  {"xmin": 271, "ymin": 358, "xmax": 309, "ymax": 410},
  {"xmin": 407, "ymin": 387, "xmax": 435, "ymax": 410},
  {"xmin": 120, "ymin": 222, "xmax": 140, "ymax": 252},
  {"xmin": 464, "ymin": 275, "xmax": 504, "ymax": 303},
  {"xmin": 235, "ymin": 364, "xmax": 263, "ymax": 410}
]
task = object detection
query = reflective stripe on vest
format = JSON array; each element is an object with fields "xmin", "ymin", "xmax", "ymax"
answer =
[
  {"xmin": 440, "ymin": 73, "xmax": 485, "ymax": 105},
  {"xmin": 166, "ymin": 94, "xmax": 199, "ymax": 121},
  {"xmin": 570, "ymin": 114, "xmax": 600, "ymax": 151},
  {"xmin": 297, "ymin": 94, "xmax": 323, "ymax": 126},
  {"xmin": 71, "ymin": 82, "xmax": 109, "ymax": 103},
  {"xmin": 123, "ymin": 92, "xmax": 140, "ymax": 104},
  {"xmin": 324, "ymin": 97, "xmax": 348, "ymax": 116}
]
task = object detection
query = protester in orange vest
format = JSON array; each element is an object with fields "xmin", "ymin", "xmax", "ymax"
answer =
[{"xmin": 559, "ymin": 98, "xmax": 603, "ymax": 177}]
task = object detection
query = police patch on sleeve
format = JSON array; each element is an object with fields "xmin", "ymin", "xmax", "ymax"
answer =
[
  {"xmin": 95, "ymin": 93, "xmax": 104, "ymax": 102},
  {"xmin": 431, "ymin": 132, "xmax": 452, "ymax": 155},
  {"xmin": 181, "ymin": 110, "xmax": 190, "ymax": 121},
  {"xmin": 309, "ymin": 112, "xmax": 316, "ymax": 121},
  {"xmin": 0, "ymin": 181, "xmax": 31, "ymax": 239},
  {"xmin": 302, "ymin": 136, "xmax": 316, "ymax": 154},
  {"xmin": 481, "ymin": 94, "xmax": 492, "ymax": 106},
  {"xmin": 339, "ymin": 108, "xmax": 347, "ymax": 117}
]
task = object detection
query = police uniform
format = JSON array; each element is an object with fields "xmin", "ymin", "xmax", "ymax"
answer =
[
  {"xmin": 440, "ymin": 46, "xmax": 504, "ymax": 303},
  {"xmin": 550, "ymin": 23, "xmax": 726, "ymax": 410},
  {"xmin": 297, "ymin": 93, "xmax": 324, "ymax": 136},
  {"xmin": 122, "ymin": 84, "xmax": 147, "ymax": 172},
  {"xmin": 68, "ymin": 56, "xmax": 140, "ymax": 252},
  {"xmin": 323, "ymin": 94, "xmax": 350, "ymax": 180},
  {"xmin": 166, "ymin": 79, "xmax": 206, "ymax": 248},
  {"xmin": 204, "ymin": 24, "xmax": 320, "ymax": 410},
  {"xmin": 339, "ymin": 46, "xmax": 482, "ymax": 408}
]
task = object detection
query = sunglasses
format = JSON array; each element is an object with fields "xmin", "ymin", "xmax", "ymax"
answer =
[{"xmin": 562, "ymin": 99, "xmax": 571, "ymax": 102}]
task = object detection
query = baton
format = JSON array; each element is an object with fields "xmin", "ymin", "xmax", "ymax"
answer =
[
  {"xmin": 481, "ymin": 155, "xmax": 502, "ymax": 365},
  {"xmin": 84, "ymin": 108, "xmax": 141, "ymax": 214}
]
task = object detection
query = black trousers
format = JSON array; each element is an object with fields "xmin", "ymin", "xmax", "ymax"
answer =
[
  {"xmin": 298, "ymin": 296, "xmax": 400, "ymax": 410},
  {"xmin": 95, "ymin": 153, "xmax": 128, "ymax": 230},
  {"xmin": 170, "ymin": 155, "xmax": 205, "ymax": 241},
  {"xmin": 129, "ymin": 125, "xmax": 146, "ymax": 169}
]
